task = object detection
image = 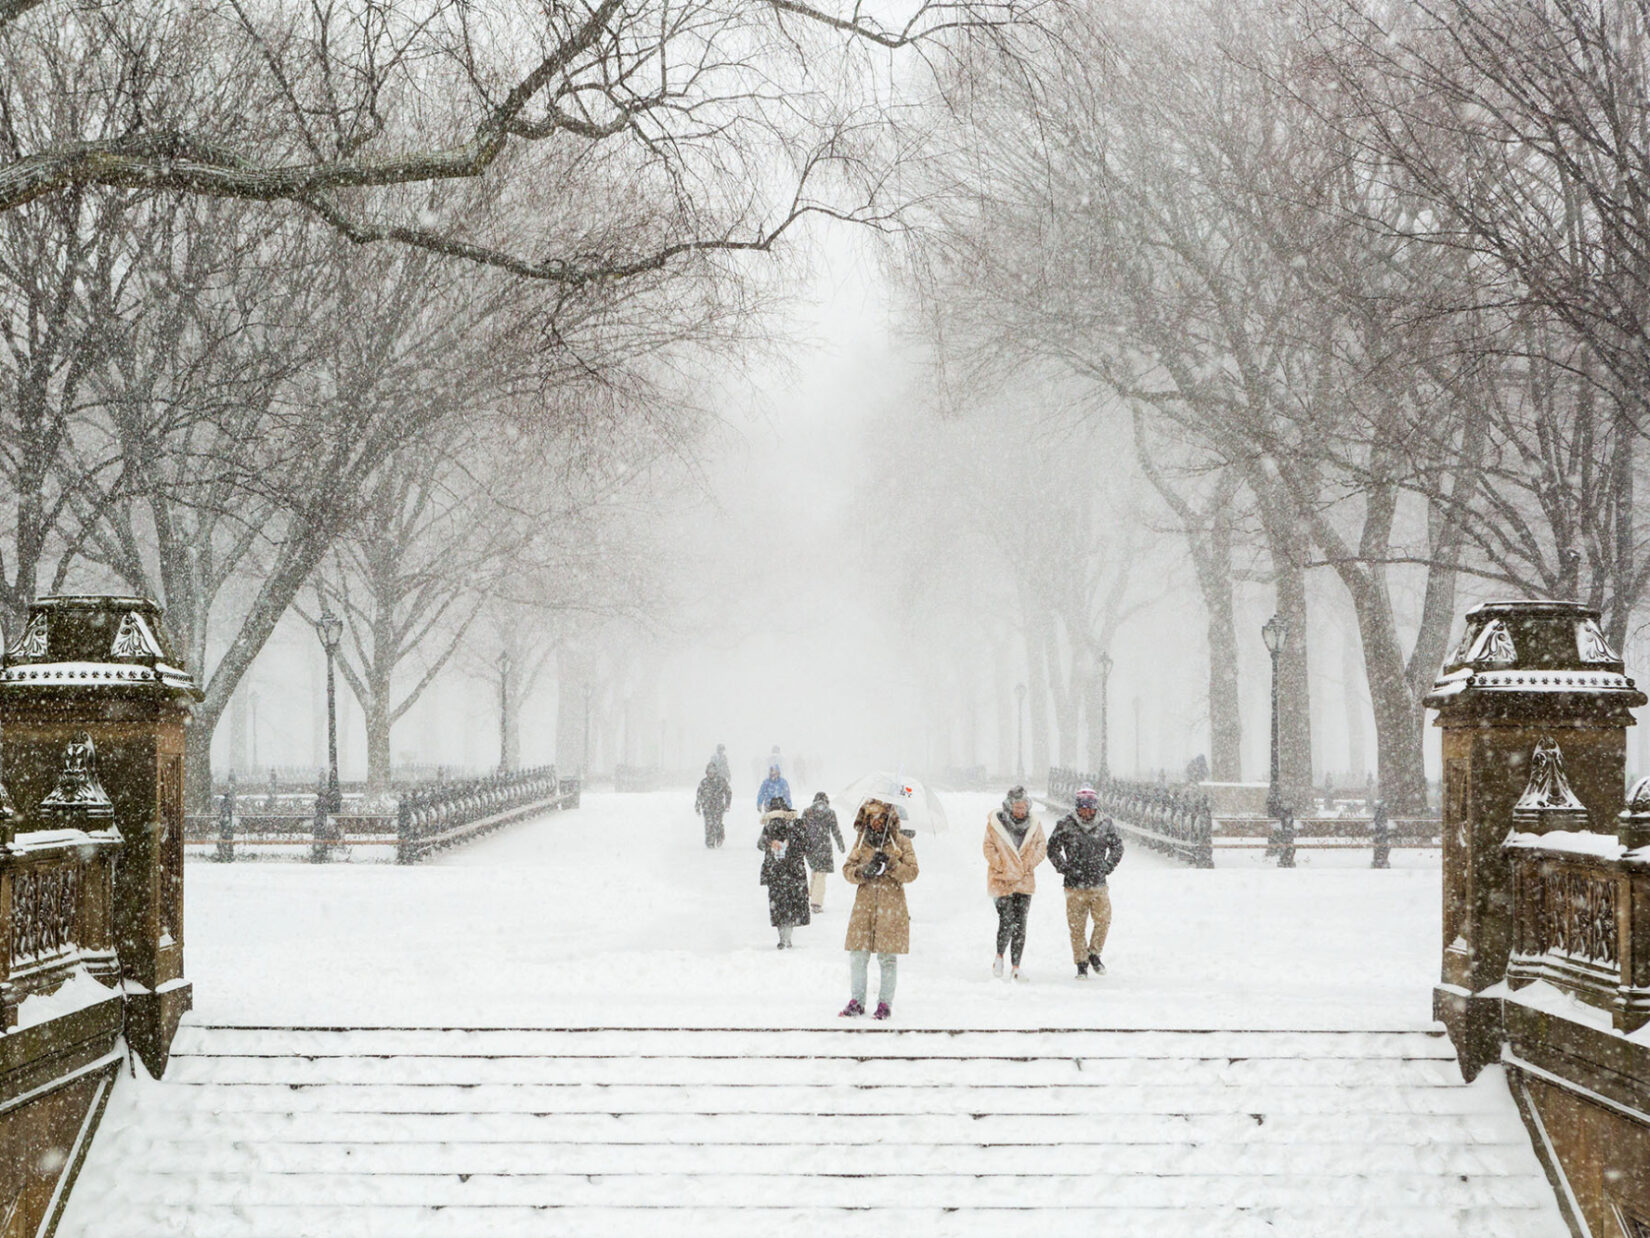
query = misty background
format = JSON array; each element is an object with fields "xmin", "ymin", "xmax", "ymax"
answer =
[{"xmin": 6, "ymin": 0, "xmax": 1650, "ymax": 810}]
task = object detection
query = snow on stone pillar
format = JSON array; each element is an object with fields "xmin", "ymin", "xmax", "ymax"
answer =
[
  {"xmin": 1424, "ymin": 600, "xmax": 1644, "ymax": 1076},
  {"xmin": 0, "ymin": 595, "xmax": 203, "ymax": 1076}
]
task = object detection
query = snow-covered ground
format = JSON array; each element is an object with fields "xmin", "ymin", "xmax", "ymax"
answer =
[
  {"xmin": 61, "ymin": 792, "xmax": 1570, "ymax": 1238},
  {"xmin": 182, "ymin": 790, "xmax": 1442, "ymax": 1030}
]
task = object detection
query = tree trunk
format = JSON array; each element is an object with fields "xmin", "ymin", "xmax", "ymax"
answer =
[
  {"xmin": 1351, "ymin": 590, "xmax": 1430, "ymax": 814},
  {"xmin": 1046, "ymin": 620, "xmax": 1081, "ymax": 768},
  {"xmin": 1199, "ymin": 513, "xmax": 1242, "ymax": 782},
  {"xmin": 1272, "ymin": 550, "xmax": 1316, "ymax": 814},
  {"xmin": 1342, "ymin": 627, "xmax": 1367, "ymax": 780},
  {"xmin": 365, "ymin": 698, "xmax": 392, "ymax": 794},
  {"xmin": 1024, "ymin": 612, "xmax": 1052, "ymax": 780},
  {"xmin": 1084, "ymin": 659, "xmax": 1105, "ymax": 776},
  {"xmin": 994, "ymin": 635, "xmax": 1014, "ymax": 778}
]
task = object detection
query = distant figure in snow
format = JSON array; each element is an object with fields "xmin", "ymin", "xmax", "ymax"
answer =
[
  {"xmin": 800, "ymin": 791, "xmax": 845, "ymax": 912},
  {"xmin": 695, "ymin": 763, "xmax": 733, "ymax": 848},
  {"xmin": 711, "ymin": 744, "xmax": 731, "ymax": 785},
  {"xmin": 984, "ymin": 785, "xmax": 1047, "ymax": 981},
  {"xmin": 757, "ymin": 764, "xmax": 791, "ymax": 815},
  {"xmin": 1047, "ymin": 784, "xmax": 1124, "ymax": 978},
  {"xmin": 757, "ymin": 797, "xmax": 810, "ymax": 948},
  {"xmin": 839, "ymin": 799, "xmax": 918, "ymax": 1021}
]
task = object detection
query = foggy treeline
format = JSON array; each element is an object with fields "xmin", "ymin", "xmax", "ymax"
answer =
[
  {"xmin": 881, "ymin": 0, "xmax": 1650, "ymax": 814},
  {"xmin": 1, "ymin": 0, "xmax": 1647, "ymax": 812}
]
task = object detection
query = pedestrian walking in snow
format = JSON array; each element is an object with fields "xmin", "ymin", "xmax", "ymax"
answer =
[
  {"xmin": 839, "ymin": 799, "xmax": 918, "ymax": 1020},
  {"xmin": 984, "ymin": 785, "xmax": 1047, "ymax": 981},
  {"xmin": 800, "ymin": 791, "xmax": 845, "ymax": 911},
  {"xmin": 695, "ymin": 763, "xmax": 733, "ymax": 847},
  {"xmin": 758, "ymin": 798, "xmax": 811, "ymax": 948},
  {"xmin": 757, "ymin": 764, "xmax": 791, "ymax": 814},
  {"xmin": 1047, "ymin": 785, "xmax": 1124, "ymax": 978}
]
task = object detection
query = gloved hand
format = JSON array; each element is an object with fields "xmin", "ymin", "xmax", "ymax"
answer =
[{"xmin": 860, "ymin": 850, "xmax": 890, "ymax": 880}]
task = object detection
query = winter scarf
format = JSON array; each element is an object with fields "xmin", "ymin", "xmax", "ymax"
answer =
[{"xmin": 998, "ymin": 807, "xmax": 1032, "ymax": 848}]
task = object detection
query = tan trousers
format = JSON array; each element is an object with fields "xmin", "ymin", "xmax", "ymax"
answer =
[
  {"xmin": 1065, "ymin": 886, "xmax": 1112, "ymax": 963},
  {"xmin": 809, "ymin": 870, "xmax": 829, "ymax": 908}
]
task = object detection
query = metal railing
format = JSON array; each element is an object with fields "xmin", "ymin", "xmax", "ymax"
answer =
[
  {"xmin": 1046, "ymin": 767, "xmax": 1438, "ymax": 868},
  {"xmin": 186, "ymin": 767, "xmax": 578, "ymax": 864},
  {"xmin": 396, "ymin": 767, "xmax": 574, "ymax": 864}
]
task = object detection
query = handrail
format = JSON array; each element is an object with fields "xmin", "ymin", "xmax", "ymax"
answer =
[{"xmin": 185, "ymin": 766, "xmax": 579, "ymax": 863}]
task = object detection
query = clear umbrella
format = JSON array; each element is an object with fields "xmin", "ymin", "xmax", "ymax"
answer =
[{"xmin": 836, "ymin": 771, "xmax": 950, "ymax": 834}]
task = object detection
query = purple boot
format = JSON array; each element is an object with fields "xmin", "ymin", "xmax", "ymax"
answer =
[
  {"xmin": 838, "ymin": 998, "xmax": 865, "ymax": 1018},
  {"xmin": 873, "ymin": 1002, "xmax": 892, "ymax": 1021}
]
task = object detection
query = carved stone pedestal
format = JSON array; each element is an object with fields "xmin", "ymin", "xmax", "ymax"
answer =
[
  {"xmin": 0, "ymin": 595, "xmax": 202, "ymax": 1236},
  {"xmin": 1424, "ymin": 600, "xmax": 1644, "ymax": 1077}
]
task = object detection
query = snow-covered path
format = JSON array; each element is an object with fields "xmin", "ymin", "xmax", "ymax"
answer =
[
  {"xmin": 177, "ymin": 790, "xmax": 1443, "ymax": 1029},
  {"xmin": 59, "ymin": 792, "xmax": 1570, "ymax": 1237}
]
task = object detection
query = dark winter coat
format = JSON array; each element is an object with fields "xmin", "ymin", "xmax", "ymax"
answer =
[
  {"xmin": 758, "ymin": 811, "xmax": 811, "ymax": 928},
  {"xmin": 696, "ymin": 773, "xmax": 732, "ymax": 819},
  {"xmin": 800, "ymin": 802, "xmax": 845, "ymax": 871},
  {"xmin": 1047, "ymin": 812, "xmax": 1125, "ymax": 889}
]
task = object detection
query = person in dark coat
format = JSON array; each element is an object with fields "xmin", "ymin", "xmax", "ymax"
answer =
[
  {"xmin": 695, "ymin": 763, "xmax": 733, "ymax": 847},
  {"xmin": 1046, "ymin": 784, "xmax": 1125, "ymax": 978},
  {"xmin": 800, "ymin": 791, "xmax": 845, "ymax": 912},
  {"xmin": 758, "ymin": 798, "xmax": 811, "ymax": 948}
]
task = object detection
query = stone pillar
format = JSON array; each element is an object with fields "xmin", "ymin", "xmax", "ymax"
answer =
[
  {"xmin": 0, "ymin": 595, "xmax": 202, "ymax": 1076},
  {"xmin": 1424, "ymin": 600, "xmax": 1644, "ymax": 1077}
]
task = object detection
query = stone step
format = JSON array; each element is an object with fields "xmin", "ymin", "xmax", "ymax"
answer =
[
  {"xmin": 94, "ymin": 1168, "xmax": 1556, "ymax": 1209},
  {"xmin": 104, "ymin": 1136, "xmax": 1540, "ymax": 1176},
  {"xmin": 128, "ymin": 1080, "xmax": 1515, "ymax": 1115},
  {"xmin": 120, "ymin": 1105, "xmax": 1526, "ymax": 1146},
  {"xmin": 68, "ymin": 1202, "xmax": 1560, "ymax": 1238},
  {"xmin": 162, "ymin": 1051, "xmax": 1464, "ymax": 1087},
  {"xmin": 171, "ymin": 1024, "xmax": 1458, "ymax": 1060},
  {"xmin": 60, "ymin": 1025, "xmax": 1566, "ymax": 1238}
]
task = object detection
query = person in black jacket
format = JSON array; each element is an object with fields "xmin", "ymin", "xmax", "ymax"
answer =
[
  {"xmin": 1046, "ymin": 784, "xmax": 1124, "ymax": 978},
  {"xmin": 758, "ymin": 798, "xmax": 811, "ymax": 948},
  {"xmin": 695, "ymin": 763, "xmax": 733, "ymax": 847},
  {"xmin": 800, "ymin": 792, "xmax": 845, "ymax": 912}
]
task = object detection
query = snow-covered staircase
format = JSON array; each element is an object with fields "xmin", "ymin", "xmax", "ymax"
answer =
[{"xmin": 60, "ymin": 1025, "xmax": 1564, "ymax": 1238}]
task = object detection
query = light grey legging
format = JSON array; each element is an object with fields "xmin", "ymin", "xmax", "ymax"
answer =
[{"xmin": 849, "ymin": 950, "xmax": 898, "ymax": 1006}]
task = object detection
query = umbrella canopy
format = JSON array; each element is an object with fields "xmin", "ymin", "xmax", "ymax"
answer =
[{"xmin": 836, "ymin": 772, "xmax": 950, "ymax": 834}]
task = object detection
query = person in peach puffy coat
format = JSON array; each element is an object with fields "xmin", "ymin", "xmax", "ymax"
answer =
[{"xmin": 983, "ymin": 785, "xmax": 1046, "ymax": 981}]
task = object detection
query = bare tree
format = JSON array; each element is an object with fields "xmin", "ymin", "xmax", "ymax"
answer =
[{"xmin": 0, "ymin": 0, "xmax": 1026, "ymax": 281}]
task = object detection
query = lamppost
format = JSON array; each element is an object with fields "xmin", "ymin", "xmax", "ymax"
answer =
[
  {"xmin": 1262, "ymin": 613, "xmax": 1288, "ymax": 819},
  {"xmin": 314, "ymin": 609, "xmax": 344, "ymax": 814},
  {"xmin": 1015, "ymin": 682, "xmax": 1027, "ymax": 780},
  {"xmin": 497, "ymin": 650, "xmax": 511, "ymax": 772},
  {"xmin": 1098, "ymin": 651, "xmax": 1113, "ymax": 781}
]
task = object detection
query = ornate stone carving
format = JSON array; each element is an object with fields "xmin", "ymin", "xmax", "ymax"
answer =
[
  {"xmin": 1447, "ymin": 624, "xmax": 1476, "ymax": 667},
  {"xmin": 1577, "ymin": 617, "xmax": 1619, "ymax": 664},
  {"xmin": 1530, "ymin": 867, "xmax": 1618, "ymax": 966},
  {"xmin": 1513, "ymin": 736, "xmax": 1591, "ymax": 832},
  {"xmin": 38, "ymin": 732, "xmax": 114, "ymax": 822},
  {"xmin": 6, "ymin": 612, "xmax": 46, "ymax": 660},
  {"xmin": 12, "ymin": 864, "xmax": 79, "ymax": 961},
  {"xmin": 1466, "ymin": 618, "xmax": 1517, "ymax": 668},
  {"xmin": 110, "ymin": 610, "xmax": 163, "ymax": 660}
]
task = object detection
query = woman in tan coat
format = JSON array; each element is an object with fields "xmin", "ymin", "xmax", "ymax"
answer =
[
  {"xmin": 838, "ymin": 799, "xmax": 919, "ymax": 1020},
  {"xmin": 983, "ymin": 785, "xmax": 1047, "ymax": 980}
]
